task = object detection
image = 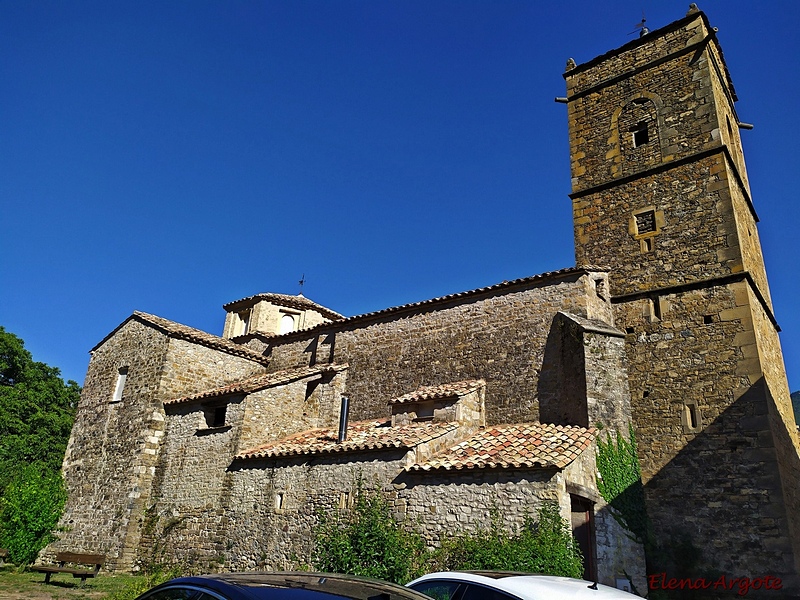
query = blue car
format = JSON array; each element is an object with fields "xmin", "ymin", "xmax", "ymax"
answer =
[{"xmin": 135, "ymin": 571, "xmax": 434, "ymax": 600}]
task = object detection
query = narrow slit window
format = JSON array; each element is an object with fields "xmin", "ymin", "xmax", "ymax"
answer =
[
  {"xmin": 650, "ymin": 296, "xmax": 662, "ymax": 320},
  {"xmin": 687, "ymin": 404, "xmax": 698, "ymax": 428},
  {"xmin": 112, "ymin": 367, "xmax": 128, "ymax": 403},
  {"xmin": 212, "ymin": 406, "xmax": 227, "ymax": 427},
  {"xmin": 683, "ymin": 401, "xmax": 702, "ymax": 432},
  {"xmin": 275, "ymin": 492, "xmax": 285, "ymax": 511}
]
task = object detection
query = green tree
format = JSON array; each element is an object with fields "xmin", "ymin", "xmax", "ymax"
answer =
[
  {"xmin": 312, "ymin": 484, "xmax": 426, "ymax": 583},
  {"xmin": 0, "ymin": 326, "xmax": 80, "ymax": 563},
  {"xmin": 0, "ymin": 463, "xmax": 67, "ymax": 564},
  {"xmin": 0, "ymin": 326, "xmax": 79, "ymax": 492}
]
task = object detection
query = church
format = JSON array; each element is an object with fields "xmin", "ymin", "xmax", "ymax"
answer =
[{"xmin": 46, "ymin": 6, "xmax": 800, "ymax": 595}]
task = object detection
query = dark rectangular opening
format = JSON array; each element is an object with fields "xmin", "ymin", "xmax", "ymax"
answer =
[{"xmin": 632, "ymin": 121, "xmax": 649, "ymax": 147}]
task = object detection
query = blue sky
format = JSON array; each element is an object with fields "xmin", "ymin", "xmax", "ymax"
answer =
[{"xmin": 2, "ymin": 1, "xmax": 799, "ymax": 393}]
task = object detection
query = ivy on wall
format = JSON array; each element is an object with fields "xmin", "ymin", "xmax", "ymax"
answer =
[{"xmin": 596, "ymin": 425, "xmax": 649, "ymax": 544}]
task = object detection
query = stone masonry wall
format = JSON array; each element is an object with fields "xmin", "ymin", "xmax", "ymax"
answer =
[
  {"xmin": 51, "ymin": 319, "xmax": 171, "ymax": 569},
  {"xmin": 748, "ymin": 283, "xmax": 800, "ymax": 578},
  {"xmin": 264, "ymin": 272, "xmax": 615, "ymax": 426},
  {"xmin": 159, "ymin": 338, "xmax": 266, "ymax": 401},
  {"xmin": 566, "ymin": 14, "xmax": 718, "ymax": 193},
  {"xmin": 238, "ymin": 371, "xmax": 347, "ymax": 452},
  {"xmin": 574, "ymin": 152, "xmax": 741, "ymax": 297},
  {"xmin": 615, "ymin": 282, "xmax": 798, "ymax": 588}
]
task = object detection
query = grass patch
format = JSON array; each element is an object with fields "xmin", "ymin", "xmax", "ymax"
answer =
[{"xmin": 0, "ymin": 564, "xmax": 145, "ymax": 600}]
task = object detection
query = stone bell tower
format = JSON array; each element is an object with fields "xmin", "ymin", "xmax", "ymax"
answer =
[{"xmin": 564, "ymin": 5, "xmax": 800, "ymax": 589}]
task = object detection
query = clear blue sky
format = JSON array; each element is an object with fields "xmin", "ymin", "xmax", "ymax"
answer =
[{"xmin": 2, "ymin": 1, "xmax": 798, "ymax": 393}]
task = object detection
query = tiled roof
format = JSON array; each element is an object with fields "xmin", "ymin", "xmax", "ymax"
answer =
[
  {"xmin": 273, "ymin": 266, "xmax": 609, "ymax": 339},
  {"xmin": 409, "ymin": 422, "xmax": 595, "ymax": 471},
  {"xmin": 223, "ymin": 293, "xmax": 344, "ymax": 321},
  {"xmin": 237, "ymin": 419, "xmax": 459, "ymax": 460},
  {"xmin": 164, "ymin": 364, "xmax": 347, "ymax": 406},
  {"xmin": 92, "ymin": 312, "xmax": 271, "ymax": 364},
  {"xmin": 389, "ymin": 380, "xmax": 485, "ymax": 405}
]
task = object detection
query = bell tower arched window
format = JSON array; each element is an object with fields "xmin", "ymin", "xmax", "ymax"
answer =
[{"xmin": 618, "ymin": 97, "xmax": 661, "ymax": 174}]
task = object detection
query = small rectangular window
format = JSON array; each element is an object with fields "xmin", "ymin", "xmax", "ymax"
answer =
[
  {"xmin": 203, "ymin": 403, "xmax": 228, "ymax": 429},
  {"xmin": 632, "ymin": 121, "xmax": 649, "ymax": 147},
  {"xmin": 635, "ymin": 210, "xmax": 656, "ymax": 235},
  {"xmin": 112, "ymin": 367, "xmax": 128, "ymax": 403}
]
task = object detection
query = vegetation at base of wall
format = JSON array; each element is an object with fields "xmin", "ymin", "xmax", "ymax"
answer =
[
  {"xmin": 103, "ymin": 566, "xmax": 184, "ymax": 600},
  {"xmin": 312, "ymin": 483, "xmax": 427, "ymax": 584},
  {"xmin": 431, "ymin": 502, "xmax": 583, "ymax": 578},
  {"xmin": 595, "ymin": 425, "xmax": 648, "ymax": 544},
  {"xmin": 0, "ymin": 326, "xmax": 80, "ymax": 564},
  {"xmin": 312, "ymin": 483, "xmax": 584, "ymax": 583},
  {"xmin": 0, "ymin": 463, "xmax": 67, "ymax": 564}
]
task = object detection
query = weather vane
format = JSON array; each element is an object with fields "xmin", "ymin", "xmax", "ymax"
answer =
[
  {"xmin": 630, "ymin": 11, "xmax": 648, "ymax": 37},
  {"xmin": 298, "ymin": 274, "xmax": 305, "ymax": 295}
]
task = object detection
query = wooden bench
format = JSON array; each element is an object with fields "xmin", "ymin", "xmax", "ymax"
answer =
[{"xmin": 31, "ymin": 552, "xmax": 105, "ymax": 585}]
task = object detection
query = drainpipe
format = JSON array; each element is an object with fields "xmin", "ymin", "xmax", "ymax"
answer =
[{"xmin": 337, "ymin": 396, "xmax": 350, "ymax": 443}]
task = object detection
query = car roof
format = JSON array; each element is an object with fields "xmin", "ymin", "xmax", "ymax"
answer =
[
  {"xmin": 408, "ymin": 572, "xmax": 635, "ymax": 600},
  {"xmin": 148, "ymin": 572, "xmax": 433, "ymax": 600}
]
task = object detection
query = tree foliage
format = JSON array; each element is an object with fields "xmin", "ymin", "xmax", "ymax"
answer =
[
  {"xmin": 434, "ymin": 502, "xmax": 583, "ymax": 578},
  {"xmin": 0, "ymin": 326, "xmax": 80, "ymax": 563},
  {"xmin": 0, "ymin": 463, "xmax": 67, "ymax": 564},
  {"xmin": 0, "ymin": 326, "xmax": 79, "ymax": 492}
]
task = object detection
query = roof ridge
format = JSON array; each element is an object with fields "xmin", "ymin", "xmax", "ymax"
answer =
[
  {"xmin": 274, "ymin": 266, "xmax": 609, "ymax": 340},
  {"xmin": 132, "ymin": 311, "xmax": 271, "ymax": 365}
]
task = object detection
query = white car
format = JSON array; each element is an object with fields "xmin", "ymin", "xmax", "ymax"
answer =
[{"xmin": 406, "ymin": 571, "xmax": 637, "ymax": 600}]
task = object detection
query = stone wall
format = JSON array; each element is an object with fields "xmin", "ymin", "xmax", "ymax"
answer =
[
  {"xmin": 566, "ymin": 14, "xmax": 720, "ymax": 193},
  {"xmin": 573, "ymin": 152, "xmax": 742, "ymax": 297},
  {"xmin": 615, "ymin": 282, "xmax": 798, "ymax": 588},
  {"xmin": 265, "ymin": 270, "xmax": 615, "ymax": 426},
  {"xmin": 159, "ymin": 338, "xmax": 266, "ymax": 401},
  {"xmin": 51, "ymin": 318, "xmax": 171, "ymax": 569},
  {"xmin": 238, "ymin": 370, "xmax": 347, "ymax": 451}
]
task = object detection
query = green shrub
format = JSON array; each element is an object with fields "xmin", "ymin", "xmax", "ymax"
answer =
[
  {"xmin": 433, "ymin": 502, "xmax": 583, "ymax": 578},
  {"xmin": 0, "ymin": 463, "xmax": 66, "ymax": 564},
  {"xmin": 312, "ymin": 484, "xmax": 426, "ymax": 583}
]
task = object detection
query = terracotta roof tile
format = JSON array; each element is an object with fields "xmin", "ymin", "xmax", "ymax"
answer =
[
  {"xmin": 409, "ymin": 422, "xmax": 595, "ymax": 471},
  {"xmin": 389, "ymin": 380, "xmax": 485, "ymax": 405},
  {"xmin": 237, "ymin": 419, "xmax": 459, "ymax": 460},
  {"xmin": 164, "ymin": 364, "xmax": 347, "ymax": 406}
]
